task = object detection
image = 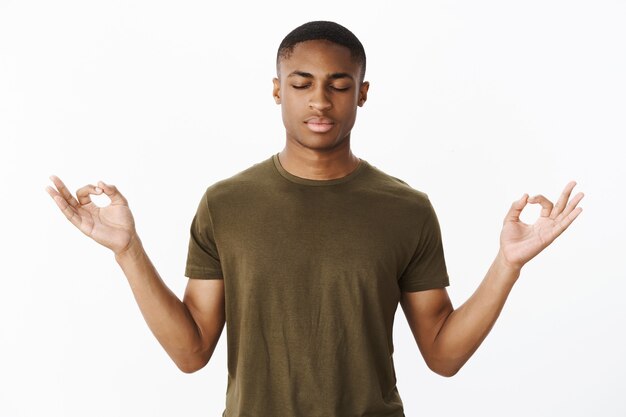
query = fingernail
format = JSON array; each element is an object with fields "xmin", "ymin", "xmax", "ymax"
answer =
[{"xmin": 95, "ymin": 187, "xmax": 102, "ymax": 193}]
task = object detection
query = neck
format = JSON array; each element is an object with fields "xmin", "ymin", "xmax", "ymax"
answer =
[{"xmin": 278, "ymin": 141, "xmax": 361, "ymax": 181}]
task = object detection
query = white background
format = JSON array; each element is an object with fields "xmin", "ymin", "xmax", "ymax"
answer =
[{"xmin": 1, "ymin": 1, "xmax": 625, "ymax": 416}]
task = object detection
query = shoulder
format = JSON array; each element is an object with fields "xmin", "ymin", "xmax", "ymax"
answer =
[
  {"xmin": 360, "ymin": 161, "xmax": 433, "ymax": 211},
  {"xmin": 201, "ymin": 155, "xmax": 274, "ymax": 203}
]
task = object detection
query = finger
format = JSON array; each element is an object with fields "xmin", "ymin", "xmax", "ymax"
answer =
[
  {"xmin": 46, "ymin": 185, "xmax": 82, "ymax": 228},
  {"xmin": 76, "ymin": 184, "xmax": 102, "ymax": 206},
  {"xmin": 527, "ymin": 194, "xmax": 553, "ymax": 217},
  {"xmin": 550, "ymin": 181, "xmax": 577, "ymax": 219},
  {"xmin": 49, "ymin": 175, "xmax": 80, "ymax": 208},
  {"xmin": 504, "ymin": 193, "xmax": 529, "ymax": 224},
  {"xmin": 555, "ymin": 192, "xmax": 585, "ymax": 222},
  {"xmin": 97, "ymin": 181, "xmax": 128, "ymax": 205},
  {"xmin": 553, "ymin": 206, "xmax": 583, "ymax": 238}
]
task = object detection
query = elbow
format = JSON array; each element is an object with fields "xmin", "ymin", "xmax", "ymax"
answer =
[
  {"xmin": 177, "ymin": 362, "xmax": 203, "ymax": 374},
  {"xmin": 426, "ymin": 358, "xmax": 462, "ymax": 378},
  {"xmin": 174, "ymin": 354, "xmax": 210, "ymax": 374},
  {"xmin": 431, "ymin": 365, "xmax": 460, "ymax": 378},
  {"xmin": 174, "ymin": 338, "xmax": 220, "ymax": 373}
]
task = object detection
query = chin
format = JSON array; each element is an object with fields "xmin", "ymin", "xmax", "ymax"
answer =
[
  {"xmin": 296, "ymin": 134, "xmax": 347, "ymax": 151},
  {"xmin": 284, "ymin": 123, "xmax": 350, "ymax": 150}
]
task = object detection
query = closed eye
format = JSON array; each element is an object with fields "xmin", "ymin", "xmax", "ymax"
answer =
[{"xmin": 291, "ymin": 84, "xmax": 351, "ymax": 91}]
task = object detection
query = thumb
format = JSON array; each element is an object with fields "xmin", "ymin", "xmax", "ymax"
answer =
[
  {"xmin": 97, "ymin": 180, "xmax": 128, "ymax": 205},
  {"xmin": 503, "ymin": 193, "xmax": 529, "ymax": 224}
]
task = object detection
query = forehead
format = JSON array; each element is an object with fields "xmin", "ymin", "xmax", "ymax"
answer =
[{"xmin": 278, "ymin": 40, "xmax": 360, "ymax": 77}]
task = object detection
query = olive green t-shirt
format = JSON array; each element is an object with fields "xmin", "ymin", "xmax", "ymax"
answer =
[{"xmin": 185, "ymin": 153, "xmax": 449, "ymax": 417}]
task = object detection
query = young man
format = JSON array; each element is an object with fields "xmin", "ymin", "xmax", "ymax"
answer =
[{"xmin": 46, "ymin": 21, "xmax": 584, "ymax": 417}]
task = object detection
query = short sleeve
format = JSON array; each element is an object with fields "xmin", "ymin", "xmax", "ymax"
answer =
[
  {"xmin": 398, "ymin": 199, "xmax": 449, "ymax": 292},
  {"xmin": 184, "ymin": 190, "xmax": 224, "ymax": 279}
]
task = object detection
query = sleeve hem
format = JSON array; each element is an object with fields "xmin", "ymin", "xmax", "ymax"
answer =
[
  {"xmin": 399, "ymin": 276, "xmax": 450, "ymax": 293},
  {"xmin": 185, "ymin": 266, "xmax": 224, "ymax": 279}
]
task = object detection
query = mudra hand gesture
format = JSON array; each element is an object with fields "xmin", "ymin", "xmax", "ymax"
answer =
[
  {"xmin": 499, "ymin": 181, "xmax": 584, "ymax": 270},
  {"xmin": 46, "ymin": 175, "xmax": 138, "ymax": 256}
]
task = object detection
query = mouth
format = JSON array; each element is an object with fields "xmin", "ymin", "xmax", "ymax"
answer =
[{"xmin": 304, "ymin": 117, "xmax": 335, "ymax": 133}]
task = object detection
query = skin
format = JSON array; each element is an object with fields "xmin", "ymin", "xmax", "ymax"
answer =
[
  {"xmin": 46, "ymin": 39, "xmax": 584, "ymax": 377},
  {"xmin": 273, "ymin": 40, "xmax": 369, "ymax": 180}
]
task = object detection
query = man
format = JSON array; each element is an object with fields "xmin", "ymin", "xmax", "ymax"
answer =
[{"xmin": 46, "ymin": 21, "xmax": 584, "ymax": 417}]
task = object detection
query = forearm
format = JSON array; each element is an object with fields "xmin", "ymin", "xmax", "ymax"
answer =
[
  {"xmin": 431, "ymin": 250, "xmax": 521, "ymax": 376},
  {"xmin": 114, "ymin": 235, "xmax": 206, "ymax": 371}
]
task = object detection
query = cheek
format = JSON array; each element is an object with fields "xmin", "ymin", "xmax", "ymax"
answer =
[
  {"xmin": 337, "ymin": 98, "xmax": 359, "ymax": 119},
  {"xmin": 280, "ymin": 100, "xmax": 303, "ymax": 128},
  {"xmin": 339, "ymin": 91, "xmax": 360, "ymax": 108},
  {"xmin": 281, "ymin": 95, "xmax": 305, "ymax": 116},
  {"xmin": 280, "ymin": 101, "xmax": 295, "ymax": 118}
]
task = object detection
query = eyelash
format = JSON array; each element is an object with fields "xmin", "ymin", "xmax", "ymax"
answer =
[{"xmin": 292, "ymin": 85, "xmax": 350, "ymax": 91}]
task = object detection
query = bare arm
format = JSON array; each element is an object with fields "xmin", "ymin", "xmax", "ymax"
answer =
[
  {"xmin": 116, "ymin": 237, "xmax": 225, "ymax": 373},
  {"xmin": 47, "ymin": 176, "xmax": 224, "ymax": 373},
  {"xmin": 401, "ymin": 251, "xmax": 518, "ymax": 377},
  {"xmin": 401, "ymin": 181, "xmax": 584, "ymax": 377}
]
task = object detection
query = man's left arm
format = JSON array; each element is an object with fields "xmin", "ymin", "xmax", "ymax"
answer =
[{"xmin": 401, "ymin": 181, "xmax": 584, "ymax": 377}]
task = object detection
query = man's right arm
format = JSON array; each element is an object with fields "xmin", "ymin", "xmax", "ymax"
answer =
[
  {"xmin": 46, "ymin": 176, "xmax": 225, "ymax": 373},
  {"xmin": 115, "ymin": 235, "xmax": 225, "ymax": 373}
]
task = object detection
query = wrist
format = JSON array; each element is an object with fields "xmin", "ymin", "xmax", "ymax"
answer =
[
  {"xmin": 495, "ymin": 249, "xmax": 522, "ymax": 280},
  {"xmin": 114, "ymin": 234, "xmax": 144, "ymax": 262}
]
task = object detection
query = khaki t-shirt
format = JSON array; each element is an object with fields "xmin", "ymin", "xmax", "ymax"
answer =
[{"xmin": 185, "ymin": 153, "xmax": 449, "ymax": 417}]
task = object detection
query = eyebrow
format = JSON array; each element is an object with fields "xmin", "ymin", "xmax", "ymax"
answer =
[{"xmin": 287, "ymin": 71, "xmax": 354, "ymax": 81}]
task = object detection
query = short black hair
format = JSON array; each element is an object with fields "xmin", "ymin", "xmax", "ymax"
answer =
[{"xmin": 276, "ymin": 21, "xmax": 366, "ymax": 82}]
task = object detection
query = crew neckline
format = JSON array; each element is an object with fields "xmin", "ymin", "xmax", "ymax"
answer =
[{"xmin": 271, "ymin": 153, "xmax": 368, "ymax": 186}]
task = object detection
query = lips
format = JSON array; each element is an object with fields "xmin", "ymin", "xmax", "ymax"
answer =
[{"xmin": 305, "ymin": 117, "xmax": 335, "ymax": 133}]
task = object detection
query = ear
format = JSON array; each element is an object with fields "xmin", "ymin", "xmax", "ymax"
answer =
[
  {"xmin": 358, "ymin": 81, "xmax": 370, "ymax": 107},
  {"xmin": 272, "ymin": 77, "xmax": 281, "ymax": 104}
]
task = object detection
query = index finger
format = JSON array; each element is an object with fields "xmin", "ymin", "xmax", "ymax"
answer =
[
  {"xmin": 49, "ymin": 175, "xmax": 79, "ymax": 208},
  {"xmin": 528, "ymin": 194, "xmax": 554, "ymax": 217}
]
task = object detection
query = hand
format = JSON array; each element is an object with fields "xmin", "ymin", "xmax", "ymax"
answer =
[
  {"xmin": 499, "ymin": 181, "xmax": 584, "ymax": 270},
  {"xmin": 46, "ymin": 175, "xmax": 138, "ymax": 255}
]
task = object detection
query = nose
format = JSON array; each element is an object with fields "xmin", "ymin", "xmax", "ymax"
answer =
[{"xmin": 308, "ymin": 86, "xmax": 332, "ymax": 112}]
